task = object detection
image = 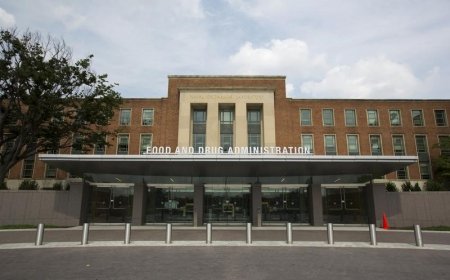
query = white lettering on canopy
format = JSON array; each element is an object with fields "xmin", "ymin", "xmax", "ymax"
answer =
[{"xmin": 144, "ymin": 146, "xmax": 312, "ymax": 155}]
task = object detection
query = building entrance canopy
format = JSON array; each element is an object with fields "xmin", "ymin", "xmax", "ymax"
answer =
[{"xmin": 39, "ymin": 154, "xmax": 417, "ymax": 178}]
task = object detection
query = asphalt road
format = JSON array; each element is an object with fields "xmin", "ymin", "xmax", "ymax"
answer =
[{"xmin": 1, "ymin": 246, "xmax": 449, "ymax": 280}]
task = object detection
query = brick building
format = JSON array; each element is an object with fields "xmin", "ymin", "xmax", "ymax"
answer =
[{"xmin": 5, "ymin": 75, "xmax": 450, "ymax": 226}]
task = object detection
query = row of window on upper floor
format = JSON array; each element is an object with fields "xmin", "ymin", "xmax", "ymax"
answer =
[
  {"xmin": 299, "ymin": 108, "xmax": 448, "ymax": 127},
  {"xmin": 119, "ymin": 108, "xmax": 154, "ymax": 126}
]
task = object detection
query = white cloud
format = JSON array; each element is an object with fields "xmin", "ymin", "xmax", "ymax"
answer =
[
  {"xmin": 300, "ymin": 56, "xmax": 423, "ymax": 99},
  {"xmin": 229, "ymin": 39, "xmax": 328, "ymax": 79},
  {"xmin": 0, "ymin": 7, "xmax": 15, "ymax": 27}
]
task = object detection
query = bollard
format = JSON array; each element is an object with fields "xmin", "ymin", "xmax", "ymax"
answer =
[
  {"xmin": 327, "ymin": 223, "xmax": 334, "ymax": 245},
  {"xmin": 35, "ymin": 223, "xmax": 45, "ymax": 246},
  {"xmin": 286, "ymin": 222, "xmax": 293, "ymax": 244},
  {"xmin": 166, "ymin": 223, "xmax": 172, "ymax": 244},
  {"xmin": 81, "ymin": 223, "xmax": 90, "ymax": 245},
  {"xmin": 246, "ymin": 223, "xmax": 252, "ymax": 244},
  {"xmin": 369, "ymin": 224, "xmax": 377, "ymax": 246},
  {"xmin": 124, "ymin": 223, "xmax": 131, "ymax": 244},
  {"xmin": 414, "ymin": 224, "xmax": 423, "ymax": 247},
  {"xmin": 206, "ymin": 223, "xmax": 212, "ymax": 244}
]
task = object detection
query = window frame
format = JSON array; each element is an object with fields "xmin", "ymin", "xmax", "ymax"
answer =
[
  {"xmin": 324, "ymin": 134, "xmax": 337, "ymax": 155},
  {"xmin": 389, "ymin": 109, "xmax": 402, "ymax": 127},
  {"xmin": 116, "ymin": 134, "xmax": 130, "ymax": 155},
  {"xmin": 369, "ymin": 134, "xmax": 383, "ymax": 156},
  {"xmin": 434, "ymin": 109, "xmax": 448, "ymax": 127},
  {"xmin": 344, "ymin": 109, "xmax": 357, "ymax": 127},
  {"xmin": 119, "ymin": 108, "xmax": 132, "ymax": 126},
  {"xmin": 346, "ymin": 134, "xmax": 360, "ymax": 155},
  {"xmin": 139, "ymin": 133, "xmax": 153, "ymax": 154},
  {"xmin": 300, "ymin": 108, "xmax": 312, "ymax": 126},
  {"xmin": 141, "ymin": 108, "xmax": 155, "ymax": 126},
  {"xmin": 322, "ymin": 108, "xmax": 335, "ymax": 126},
  {"xmin": 392, "ymin": 135, "xmax": 406, "ymax": 156},
  {"xmin": 21, "ymin": 154, "xmax": 36, "ymax": 179},
  {"xmin": 301, "ymin": 134, "xmax": 314, "ymax": 154},
  {"xmin": 367, "ymin": 109, "xmax": 379, "ymax": 126},
  {"xmin": 437, "ymin": 135, "xmax": 450, "ymax": 156},
  {"xmin": 411, "ymin": 109, "xmax": 425, "ymax": 127}
]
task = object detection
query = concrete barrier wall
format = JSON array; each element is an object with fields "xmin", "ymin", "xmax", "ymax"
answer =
[
  {"xmin": 375, "ymin": 191, "xmax": 450, "ymax": 228},
  {"xmin": 0, "ymin": 189, "xmax": 82, "ymax": 227}
]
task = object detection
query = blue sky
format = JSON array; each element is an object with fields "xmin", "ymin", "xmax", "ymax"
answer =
[{"xmin": 1, "ymin": 0, "xmax": 449, "ymax": 99}]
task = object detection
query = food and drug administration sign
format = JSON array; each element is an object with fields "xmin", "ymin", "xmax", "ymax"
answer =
[{"xmin": 144, "ymin": 146, "xmax": 312, "ymax": 155}]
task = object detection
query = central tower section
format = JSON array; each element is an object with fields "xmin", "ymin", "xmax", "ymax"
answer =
[{"xmin": 177, "ymin": 89, "xmax": 276, "ymax": 150}]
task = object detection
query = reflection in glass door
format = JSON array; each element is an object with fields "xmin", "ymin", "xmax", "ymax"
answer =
[
  {"xmin": 262, "ymin": 186, "xmax": 309, "ymax": 224},
  {"xmin": 204, "ymin": 185, "xmax": 250, "ymax": 224},
  {"xmin": 146, "ymin": 186, "xmax": 194, "ymax": 223},
  {"xmin": 89, "ymin": 186, "xmax": 134, "ymax": 223},
  {"xmin": 322, "ymin": 187, "xmax": 367, "ymax": 224}
]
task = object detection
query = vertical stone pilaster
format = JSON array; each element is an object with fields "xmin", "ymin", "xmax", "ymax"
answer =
[
  {"xmin": 309, "ymin": 183, "xmax": 323, "ymax": 226},
  {"xmin": 206, "ymin": 102, "xmax": 219, "ymax": 147},
  {"xmin": 132, "ymin": 181, "xmax": 147, "ymax": 225},
  {"xmin": 235, "ymin": 101, "xmax": 248, "ymax": 147},
  {"xmin": 252, "ymin": 183, "xmax": 262, "ymax": 227}
]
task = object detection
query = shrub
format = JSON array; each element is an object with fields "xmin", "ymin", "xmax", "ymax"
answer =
[
  {"xmin": 412, "ymin": 182, "xmax": 422, "ymax": 192},
  {"xmin": 425, "ymin": 180, "xmax": 444, "ymax": 191},
  {"xmin": 401, "ymin": 181, "xmax": 413, "ymax": 192},
  {"xmin": 0, "ymin": 181, "xmax": 8, "ymax": 190},
  {"xmin": 386, "ymin": 182, "xmax": 397, "ymax": 192},
  {"xmin": 52, "ymin": 182, "xmax": 63, "ymax": 190},
  {"xmin": 18, "ymin": 180, "xmax": 39, "ymax": 190}
]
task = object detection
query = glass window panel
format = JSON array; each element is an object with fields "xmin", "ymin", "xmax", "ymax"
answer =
[
  {"xmin": 300, "ymin": 109, "xmax": 312, "ymax": 126},
  {"xmin": 392, "ymin": 136, "xmax": 405, "ymax": 156},
  {"xmin": 345, "ymin": 109, "xmax": 356, "ymax": 126},
  {"xmin": 367, "ymin": 110, "xmax": 379, "ymax": 126},
  {"xmin": 142, "ymin": 109, "xmax": 154, "ymax": 126},
  {"xmin": 140, "ymin": 134, "xmax": 153, "ymax": 154},
  {"xmin": 434, "ymin": 110, "xmax": 447, "ymax": 126},
  {"xmin": 397, "ymin": 168, "xmax": 408, "ymax": 179},
  {"xmin": 193, "ymin": 134, "xmax": 205, "ymax": 152},
  {"xmin": 370, "ymin": 135, "xmax": 382, "ymax": 155},
  {"xmin": 22, "ymin": 155, "xmax": 35, "ymax": 178},
  {"xmin": 119, "ymin": 109, "xmax": 131, "ymax": 126},
  {"xmin": 438, "ymin": 136, "xmax": 450, "ymax": 156},
  {"xmin": 193, "ymin": 110, "xmax": 206, "ymax": 123},
  {"xmin": 323, "ymin": 109, "xmax": 334, "ymax": 126},
  {"xmin": 347, "ymin": 135, "xmax": 359, "ymax": 155},
  {"xmin": 415, "ymin": 136, "xmax": 427, "ymax": 153},
  {"xmin": 389, "ymin": 110, "xmax": 401, "ymax": 126},
  {"xmin": 324, "ymin": 135, "xmax": 336, "ymax": 155},
  {"xmin": 301, "ymin": 134, "xmax": 314, "ymax": 153},
  {"xmin": 419, "ymin": 163, "xmax": 431, "ymax": 180},
  {"xmin": 412, "ymin": 110, "xmax": 424, "ymax": 126},
  {"xmin": 248, "ymin": 110, "xmax": 261, "ymax": 123},
  {"xmin": 117, "ymin": 135, "xmax": 129, "ymax": 154}
]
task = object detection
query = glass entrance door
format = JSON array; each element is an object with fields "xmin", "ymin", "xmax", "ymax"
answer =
[
  {"xmin": 262, "ymin": 186, "xmax": 309, "ymax": 224},
  {"xmin": 204, "ymin": 185, "xmax": 250, "ymax": 224},
  {"xmin": 322, "ymin": 187, "xmax": 367, "ymax": 224},
  {"xmin": 89, "ymin": 186, "xmax": 134, "ymax": 223},
  {"xmin": 146, "ymin": 186, "xmax": 194, "ymax": 223}
]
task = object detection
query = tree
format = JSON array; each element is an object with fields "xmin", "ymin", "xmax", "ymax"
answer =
[
  {"xmin": 0, "ymin": 29, "xmax": 122, "ymax": 184},
  {"xmin": 433, "ymin": 136, "xmax": 450, "ymax": 189}
]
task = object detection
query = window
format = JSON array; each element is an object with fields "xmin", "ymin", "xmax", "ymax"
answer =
[
  {"xmin": 322, "ymin": 109, "xmax": 334, "ymax": 126},
  {"xmin": 392, "ymin": 135, "xmax": 405, "ymax": 156},
  {"xmin": 415, "ymin": 136, "xmax": 428, "ymax": 153},
  {"xmin": 438, "ymin": 135, "xmax": 450, "ymax": 156},
  {"xmin": 389, "ymin": 110, "xmax": 401, "ymax": 126},
  {"xmin": 412, "ymin": 110, "xmax": 424, "ymax": 126},
  {"xmin": 94, "ymin": 139, "xmax": 106, "ymax": 155},
  {"xmin": 301, "ymin": 134, "xmax": 314, "ymax": 154},
  {"xmin": 220, "ymin": 109, "xmax": 234, "ymax": 151},
  {"xmin": 45, "ymin": 150, "xmax": 58, "ymax": 178},
  {"xmin": 142, "ymin": 109, "xmax": 154, "ymax": 126},
  {"xmin": 300, "ymin": 109, "xmax": 312, "ymax": 126},
  {"xmin": 117, "ymin": 134, "xmax": 129, "ymax": 154},
  {"xmin": 345, "ymin": 109, "xmax": 356, "ymax": 126},
  {"xmin": 367, "ymin": 110, "xmax": 379, "ymax": 126},
  {"xmin": 419, "ymin": 163, "xmax": 431, "ymax": 180},
  {"xmin": 192, "ymin": 109, "xmax": 207, "ymax": 153},
  {"xmin": 140, "ymin": 134, "xmax": 153, "ymax": 154},
  {"xmin": 347, "ymin": 135, "xmax": 359, "ymax": 155},
  {"xmin": 370, "ymin": 135, "xmax": 382, "ymax": 155},
  {"xmin": 324, "ymin": 135, "xmax": 337, "ymax": 155},
  {"xmin": 71, "ymin": 134, "xmax": 84, "ymax": 154},
  {"xmin": 119, "ymin": 109, "xmax": 131, "ymax": 126},
  {"xmin": 397, "ymin": 167, "xmax": 408, "ymax": 180},
  {"xmin": 248, "ymin": 109, "xmax": 261, "ymax": 149},
  {"xmin": 434, "ymin": 110, "xmax": 447, "ymax": 126},
  {"xmin": 22, "ymin": 155, "xmax": 35, "ymax": 178}
]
